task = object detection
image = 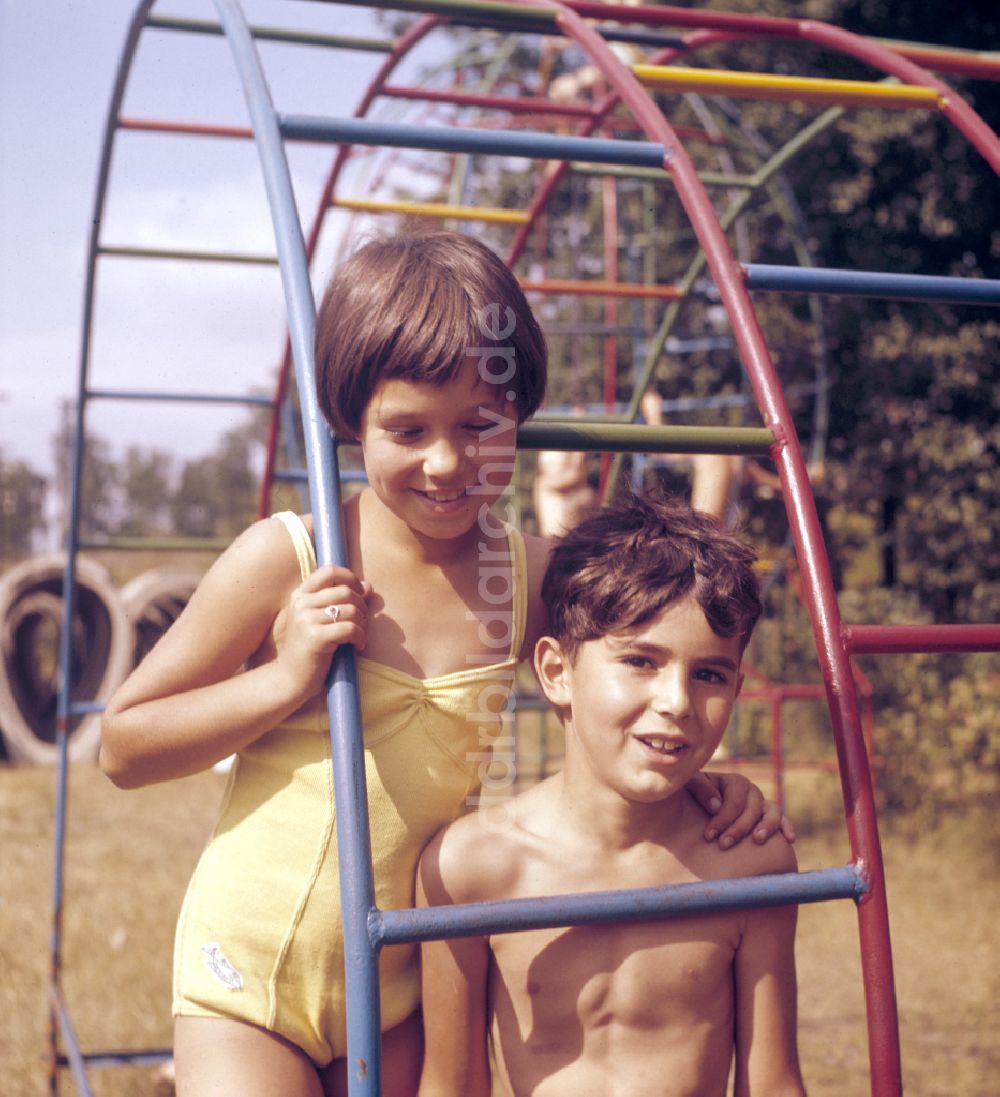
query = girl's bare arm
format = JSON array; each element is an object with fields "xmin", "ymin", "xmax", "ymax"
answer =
[{"xmin": 100, "ymin": 518, "xmax": 368, "ymax": 788}]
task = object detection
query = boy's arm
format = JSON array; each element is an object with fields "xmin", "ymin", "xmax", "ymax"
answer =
[
  {"xmin": 416, "ymin": 830, "xmax": 493, "ymax": 1097},
  {"xmin": 732, "ymin": 845, "xmax": 806, "ymax": 1097}
]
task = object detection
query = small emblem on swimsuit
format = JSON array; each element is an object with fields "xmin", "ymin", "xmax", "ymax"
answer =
[{"xmin": 200, "ymin": 943, "xmax": 244, "ymax": 990}]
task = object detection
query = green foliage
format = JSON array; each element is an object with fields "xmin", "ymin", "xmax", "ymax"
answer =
[
  {"xmin": 839, "ymin": 588, "xmax": 1000, "ymax": 816},
  {"xmin": 0, "ymin": 450, "xmax": 47, "ymax": 561},
  {"xmin": 170, "ymin": 429, "xmax": 258, "ymax": 539},
  {"xmin": 49, "ymin": 407, "xmax": 260, "ymax": 544}
]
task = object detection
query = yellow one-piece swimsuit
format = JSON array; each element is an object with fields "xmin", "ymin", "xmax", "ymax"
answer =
[{"xmin": 172, "ymin": 510, "xmax": 527, "ymax": 1064}]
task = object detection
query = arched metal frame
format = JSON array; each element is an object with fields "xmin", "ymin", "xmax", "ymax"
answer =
[{"xmin": 51, "ymin": 2, "xmax": 1000, "ymax": 1094}]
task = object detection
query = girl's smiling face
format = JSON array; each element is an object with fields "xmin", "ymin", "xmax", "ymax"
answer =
[{"xmin": 358, "ymin": 361, "xmax": 518, "ymax": 542}]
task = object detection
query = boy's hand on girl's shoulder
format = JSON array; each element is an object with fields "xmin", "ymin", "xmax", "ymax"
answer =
[{"xmin": 687, "ymin": 771, "xmax": 796, "ymax": 850}]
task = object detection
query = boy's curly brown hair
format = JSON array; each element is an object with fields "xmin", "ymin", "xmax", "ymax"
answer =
[{"xmin": 542, "ymin": 489, "xmax": 762, "ymax": 658}]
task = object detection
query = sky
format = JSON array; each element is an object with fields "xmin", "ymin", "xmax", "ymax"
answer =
[{"xmin": 0, "ymin": 0, "xmax": 416, "ymax": 492}]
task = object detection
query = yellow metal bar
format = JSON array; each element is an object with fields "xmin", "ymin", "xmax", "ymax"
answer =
[
  {"xmin": 331, "ymin": 197, "xmax": 529, "ymax": 223},
  {"xmin": 633, "ymin": 64, "xmax": 942, "ymax": 110}
]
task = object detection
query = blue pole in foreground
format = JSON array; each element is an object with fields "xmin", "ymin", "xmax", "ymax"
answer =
[{"xmin": 212, "ymin": 2, "xmax": 382, "ymax": 1093}]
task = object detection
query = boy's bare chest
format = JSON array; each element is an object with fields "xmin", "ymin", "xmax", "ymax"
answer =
[{"xmin": 491, "ymin": 913, "xmax": 739, "ymax": 1035}]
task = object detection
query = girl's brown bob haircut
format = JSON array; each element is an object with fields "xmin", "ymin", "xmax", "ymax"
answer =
[
  {"xmin": 315, "ymin": 230, "xmax": 547, "ymax": 441},
  {"xmin": 542, "ymin": 489, "xmax": 763, "ymax": 658}
]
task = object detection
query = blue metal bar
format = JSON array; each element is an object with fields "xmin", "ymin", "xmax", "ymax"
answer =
[
  {"xmin": 211, "ymin": 4, "xmax": 382, "ymax": 1093},
  {"xmin": 376, "ymin": 866, "xmax": 866, "ymax": 945},
  {"xmin": 86, "ymin": 388, "xmax": 273, "ymax": 405},
  {"xmin": 57, "ymin": 1050, "xmax": 172, "ymax": 1069},
  {"xmin": 744, "ymin": 263, "xmax": 1000, "ymax": 305},
  {"xmin": 52, "ymin": 4, "xmax": 159, "ymax": 1093},
  {"xmin": 278, "ymin": 113, "xmax": 670, "ymax": 168},
  {"xmin": 68, "ymin": 702, "xmax": 106, "ymax": 717},
  {"xmin": 51, "ymin": 989, "xmax": 95, "ymax": 1097}
]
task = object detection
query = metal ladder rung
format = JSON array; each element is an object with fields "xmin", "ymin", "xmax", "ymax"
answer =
[
  {"xmin": 376, "ymin": 865, "xmax": 865, "ymax": 945},
  {"xmin": 86, "ymin": 387, "xmax": 274, "ymax": 406},
  {"xmin": 517, "ymin": 421, "xmax": 774, "ymax": 456},
  {"xmin": 146, "ymin": 14, "xmax": 393, "ymax": 53},
  {"xmin": 98, "ymin": 244, "xmax": 278, "ymax": 265},
  {"xmin": 277, "ymin": 114, "xmax": 668, "ymax": 168},
  {"xmin": 633, "ymin": 63, "xmax": 943, "ymax": 110},
  {"xmin": 843, "ymin": 623, "xmax": 1000, "ymax": 654},
  {"xmin": 744, "ymin": 263, "xmax": 1000, "ymax": 305},
  {"xmin": 332, "ymin": 196, "xmax": 530, "ymax": 223}
]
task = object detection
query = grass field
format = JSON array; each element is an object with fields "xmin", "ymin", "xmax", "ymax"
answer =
[{"xmin": 1, "ymin": 761, "xmax": 998, "ymax": 1096}]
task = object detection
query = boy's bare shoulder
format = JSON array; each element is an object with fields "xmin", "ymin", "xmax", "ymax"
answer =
[
  {"xmin": 717, "ymin": 826, "xmax": 798, "ymax": 881},
  {"xmin": 419, "ymin": 782, "xmax": 553, "ymax": 906}
]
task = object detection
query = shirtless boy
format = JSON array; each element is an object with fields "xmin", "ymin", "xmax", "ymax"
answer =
[{"xmin": 416, "ymin": 491, "xmax": 805, "ymax": 1097}]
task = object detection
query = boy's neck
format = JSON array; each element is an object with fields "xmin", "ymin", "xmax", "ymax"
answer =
[{"xmin": 549, "ymin": 767, "xmax": 695, "ymax": 855}]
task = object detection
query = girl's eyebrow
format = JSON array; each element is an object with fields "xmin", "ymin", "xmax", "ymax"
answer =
[{"xmin": 375, "ymin": 400, "xmax": 498, "ymax": 420}]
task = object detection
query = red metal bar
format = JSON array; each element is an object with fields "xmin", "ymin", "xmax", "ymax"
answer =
[
  {"xmin": 530, "ymin": 3, "xmax": 903, "ymax": 1090},
  {"xmin": 565, "ymin": 2, "xmax": 801, "ymax": 36},
  {"xmin": 507, "ymin": 37, "xmax": 693, "ymax": 266},
  {"xmin": 799, "ymin": 22, "xmax": 1000, "ymax": 174},
  {"xmin": 381, "ymin": 82, "xmax": 599, "ymax": 117},
  {"xmin": 118, "ymin": 116, "xmax": 254, "ymax": 139},
  {"xmin": 562, "ymin": 1, "xmax": 1000, "ymax": 83},
  {"xmin": 843, "ymin": 623, "xmax": 1000, "ymax": 655},
  {"xmin": 872, "ymin": 42, "xmax": 1000, "ymax": 82},
  {"xmin": 770, "ymin": 691, "xmax": 785, "ymax": 811}
]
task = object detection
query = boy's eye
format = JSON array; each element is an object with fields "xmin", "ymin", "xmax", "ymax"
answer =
[
  {"xmin": 386, "ymin": 427, "xmax": 421, "ymax": 440},
  {"xmin": 465, "ymin": 422, "xmax": 493, "ymax": 435},
  {"xmin": 622, "ymin": 654, "xmax": 656, "ymax": 670},
  {"xmin": 695, "ymin": 667, "xmax": 729, "ymax": 685}
]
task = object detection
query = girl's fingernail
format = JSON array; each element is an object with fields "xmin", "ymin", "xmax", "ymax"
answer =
[
  {"xmin": 708, "ymin": 797, "xmax": 722, "ymax": 812},
  {"xmin": 705, "ymin": 829, "xmax": 718, "ymax": 841},
  {"xmin": 720, "ymin": 836, "xmax": 734, "ymax": 849},
  {"xmin": 755, "ymin": 828, "xmax": 767, "ymax": 841}
]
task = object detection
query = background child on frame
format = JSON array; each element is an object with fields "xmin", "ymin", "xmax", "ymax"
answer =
[
  {"xmin": 417, "ymin": 490, "xmax": 804, "ymax": 1097},
  {"xmin": 101, "ymin": 231, "xmax": 789, "ymax": 1097}
]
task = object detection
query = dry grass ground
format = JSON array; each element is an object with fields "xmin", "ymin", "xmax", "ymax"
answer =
[{"xmin": 1, "ymin": 761, "xmax": 998, "ymax": 1097}]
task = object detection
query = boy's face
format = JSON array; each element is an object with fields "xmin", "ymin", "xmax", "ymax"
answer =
[
  {"xmin": 537, "ymin": 593, "xmax": 744, "ymax": 805},
  {"xmin": 358, "ymin": 361, "xmax": 517, "ymax": 541}
]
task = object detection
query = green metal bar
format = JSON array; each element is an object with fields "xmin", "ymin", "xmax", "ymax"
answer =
[
  {"xmin": 146, "ymin": 15, "xmax": 394, "ymax": 53},
  {"xmin": 326, "ymin": 0, "xmax": 556, "ymax": 29},
  {"xmin": 517, "ymin": 421, "xmax": 774, "ymax": 454},
  {"xmin": 98, "ymin": 244, "xmax": 279, "ymax": 265},
  {"xmin": 77, "ymin": 537, "xmax": 230, "ymax": 553},
  {"xmin": 601, "ymin": 100, "xmax": 846, "ymax": 497},
  {"xmin": 572, "ymin": 162, "xmax": 758, "ymax": 188}
]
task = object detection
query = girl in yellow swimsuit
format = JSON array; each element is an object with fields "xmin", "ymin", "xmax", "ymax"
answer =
[{"xmin": 100, "ymin": 231, "xmax": 787, "ymax": 1097}]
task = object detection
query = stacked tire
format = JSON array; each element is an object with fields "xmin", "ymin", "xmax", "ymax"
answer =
[{"xmin": 0, "ymin": 559, "xmax": 201, "ymax": 764}]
